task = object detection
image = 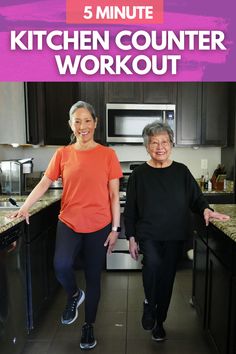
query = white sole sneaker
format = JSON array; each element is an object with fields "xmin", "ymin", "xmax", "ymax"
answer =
[
  {"xmin": 61, "ymin": 290, "xmax": 85, "ymax": 325},
  {"xmin": 80, "ymin": 340, "xmax": 97, "ymax": 350}
]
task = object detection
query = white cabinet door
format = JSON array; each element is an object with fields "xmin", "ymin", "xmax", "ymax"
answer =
[{"xmin": 0, "ymin": 82, "xmax": 26, "ymax": 145}]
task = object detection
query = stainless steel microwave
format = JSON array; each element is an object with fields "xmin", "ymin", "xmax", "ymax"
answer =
[{"xmin": 106, "ymin": 103, "xmax": 176, "ymax": 143}]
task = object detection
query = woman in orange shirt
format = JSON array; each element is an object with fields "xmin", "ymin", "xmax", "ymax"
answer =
[{"xmin": 10, "ymin": 101, "xmax": 123, "ymax": 350}]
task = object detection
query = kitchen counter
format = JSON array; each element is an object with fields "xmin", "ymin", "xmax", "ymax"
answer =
[
  {"xmin": 209, "ymin": 204, "xmax": 236, "ymax": 242},
  {"xmin": 0, "ymin": 190, "xmax": 62, "ymax": 234}
]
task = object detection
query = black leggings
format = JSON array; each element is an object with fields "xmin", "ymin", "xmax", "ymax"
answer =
[
  {"xmin": 54, "ymin": 220, "xmax": 110, "ymax": 323},
  {"xmin": 139, "ymin": 240, "xmax": 184, "ymax": 325}
]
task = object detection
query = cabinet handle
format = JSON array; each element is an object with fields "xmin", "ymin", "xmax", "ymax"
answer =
[{"xmin": 7, "ymin": 241, "xmax": 17, "ymax": 253}]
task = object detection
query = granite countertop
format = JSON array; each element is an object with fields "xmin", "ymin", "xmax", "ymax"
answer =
[
  {"xmin": 0, "ymin": 190, "xmax": 62, "ymax": 234},
  {"xmin": 209, "ymin": 204, "xmax": 236, "ymax": 242}
]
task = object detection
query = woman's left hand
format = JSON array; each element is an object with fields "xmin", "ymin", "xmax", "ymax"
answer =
[
  {"xmin": 104, "ymin": 231, "xmax": 119, "ymax": 255},
  {"xmin": 204, "ymin": 208, "xmax": 230, "ymax": 226}
]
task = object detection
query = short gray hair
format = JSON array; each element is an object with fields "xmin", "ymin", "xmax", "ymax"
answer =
[
  {"xmin": 142, "ymin": 121, "xmax": 174, "ymax": 147},
  {"xmin": 69, "ymin": 100, "xmax": 96, "ymax": 121}
]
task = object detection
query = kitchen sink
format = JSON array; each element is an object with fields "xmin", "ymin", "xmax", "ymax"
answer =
[{"xmin": 0, "ymin": 201, "xmax": 25, "ymax": 209}]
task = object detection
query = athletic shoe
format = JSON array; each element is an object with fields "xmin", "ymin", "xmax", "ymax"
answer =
[
  {"xmin": 80, "ymin": 323, "xmax": 97, "ymax": 350},
  {"xmin": 152, "ymin": 323, "xmax": 166, "ymax": 341},
  {"xmin": 61, "ymin": 289, "xmax": 85, "ymax": 325},
  {"xmin": 141, "ymin": 302, "xmax": 156, "ymax": 330}
]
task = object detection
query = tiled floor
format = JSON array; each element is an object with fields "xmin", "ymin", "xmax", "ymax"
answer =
[{"xmin": 22, "ymin": 267, "xmax": 212, "ymax": 354}]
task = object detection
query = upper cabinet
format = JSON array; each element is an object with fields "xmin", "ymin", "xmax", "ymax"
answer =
[
  {"xmin": 105, "ymin": 82, "xmax": 142, "ymax": 103},
  {"xmin": 43, "ymin": 83, "xmax": 78, "ymax": 146},
  {"xmin": 176, "ymin": 82, "xmax": 229, "ymax": 147},
  {"xmin": 0, "ymin": 82, "xmax": 26, "ymax": 145},
  {"xmin": 26, "ymin": 82, "xmax": 105, "ymax": 146},
  {"xmin": 201, "ymin": 83, "xmax": 228, "ymax": 146},
  {"xmin": 105, "ymin": 82, "xmax": 177, "ymax": 104},
  {"xmin": 25, "ymin": 82, "xmax": 229, "ymax": 147},
  {"xmin": 79, "ymin": 82, "xmax": 105, "ymax": 144},
  {"xmin": 176, "ymin": 83, "xmax": 202, "ymax": 146},
  {"xmin": 143, "ymin": 83, "xmax": 177, "ymax": 103}
]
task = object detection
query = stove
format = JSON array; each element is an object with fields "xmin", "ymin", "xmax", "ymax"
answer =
[{"xmin": 106, "ymin": 161, "xmax": 144, "ymax": 270}]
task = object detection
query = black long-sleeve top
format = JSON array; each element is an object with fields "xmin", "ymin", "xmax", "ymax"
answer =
[{"xmin": 124, "ymin": 161, "xmax": 210, "ymax": 241}]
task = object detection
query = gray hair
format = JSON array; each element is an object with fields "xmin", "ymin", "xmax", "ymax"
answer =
[
  {"xmin": 142, "ymin": 121, "xmax": 174, "ymax": 147},
  {"xmin": 69, "ymin": 100, "xmax": 96, "ymax": 122},
  {"xmin": 69, "ymin": 101, "xmax": 96, "ymax": 144}
]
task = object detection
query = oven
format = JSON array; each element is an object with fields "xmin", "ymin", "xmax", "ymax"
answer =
[{"xmin": 106, "ymin": 162, "xmax": 143, "ymax": 270}]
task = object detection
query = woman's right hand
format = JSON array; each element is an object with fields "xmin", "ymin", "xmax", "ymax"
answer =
[
  {"xmin": 8, "ymin": 207, "xmax": 30, "ymax": 224},
  {"xmin": 129, "ymin": 237, "xmax": 139, "ymax": 261}
]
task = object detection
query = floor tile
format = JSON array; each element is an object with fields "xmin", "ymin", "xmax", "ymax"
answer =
[
  {"xmin": 98, "ymin": 289, "xmax": 128, "ymax": 312},
  {"xmin": 22, "ymin": 341, "xmax": 50, "ymax": 354},
  {"xmin": 22, "ymin": 269, "xmax": 212, "ymax": 354}
]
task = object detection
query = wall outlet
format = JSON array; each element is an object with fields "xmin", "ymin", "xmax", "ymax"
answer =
[{"xmin": 201, "ymin": 159, "xmax": 208, "ymax": 170}]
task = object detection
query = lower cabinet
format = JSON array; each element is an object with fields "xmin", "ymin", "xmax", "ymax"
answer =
[
  {"xmin": 206, "ymin": 250, "xmax": 231, "ymax": 354},
  {"xmin": 229, "ymin": 277, "xmax": 236, "ymax": 354},
  {"xmin": 193, "ymin": 221, "xmax": 236, "ymax": 354},
  {"xmin": 25, "ymin": 200, "xmax": 60, "ymax": 331},
  {"xmin": 192, "ymin": 235, "xmax": 208, "ymax": 327}
]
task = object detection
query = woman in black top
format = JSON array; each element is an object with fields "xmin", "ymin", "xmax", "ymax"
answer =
[{"xmin": 124, "ymin": 121, "xmax": 229, "ymax": 342}]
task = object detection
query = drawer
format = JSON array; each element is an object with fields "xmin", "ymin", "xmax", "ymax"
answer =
[{"xmin": 106, "ymin": 252, "xmax": 142, "ymax": 270}]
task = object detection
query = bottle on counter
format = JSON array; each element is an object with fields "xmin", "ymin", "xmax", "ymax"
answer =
[
  {"xmin": 204, "ymin": 172, "xmax": 209, "ymax": 191},
  {"xmin": 207, "ymin": 179, "xmax": 212, "ymax": 192},
  {"xmin": 200, "ymin": 175, "xmax": 205, "ymax": 191},
  {"xmin": 223, "ymin": 179, "xmax": 227, "ymax": 191}
]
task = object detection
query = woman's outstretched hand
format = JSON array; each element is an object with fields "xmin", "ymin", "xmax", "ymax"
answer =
[
  {"xmin": 203, "ymin": 208, "xmax": 230, "ymax": 226},
  {"xmin": 8, "ymin": 207, "xmax": 30, "ymax": 224}
]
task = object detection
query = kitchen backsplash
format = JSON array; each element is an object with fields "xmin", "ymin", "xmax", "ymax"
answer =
[{"xmin": 0, "ymin": 144, "xmax": 221, "ymax": 178}]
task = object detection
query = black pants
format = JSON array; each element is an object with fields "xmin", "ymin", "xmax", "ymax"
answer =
[
  {"xmin": 54, "ymin": 220, "xmax": 110, "ymax": 323},
  {"xmin": 139, "ymin": 240, "xmax": 184, "ymax": 325}
]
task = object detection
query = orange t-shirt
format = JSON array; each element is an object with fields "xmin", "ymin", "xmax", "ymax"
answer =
[{"xmin": 45, "ymin": 144, "xmax": 122, "ymax": 233}]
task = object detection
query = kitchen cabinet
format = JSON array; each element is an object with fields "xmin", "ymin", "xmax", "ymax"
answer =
[
  {"xmin": 193, "ymin": 216, "xmax": 236, "ymax": 354},
  {"xmin": 143, "ymin": 82, "xmax": 177, "ymax": 103},
  {"xmin": 206, "ymin": 249, "xmax": 231, "ymax": 354},
  {"xmin": 25, "ymin": 82, "xmax": 230, "ymax": 147},
  {"xmin": 0, "ymin": 82, "xmax": 26, "ymax": 145},
  {"xmin": 105, "ymin": 82, "xmax": 142, "ymax": 103},
  {"xmin": 105, "ymin": 82, "xmax": 177, "ymax": 103},
  {"xmin": 79, "ymin": 82, "xmax": 105, "ymax": 143},
  {"xmin": 229, "ymin": 277, "xmax": 236, "ymax": 354},
  {"xmin": 192, "ymin": 214, "xmax": 208, "ymax": 327},
  {"xmin": 202, "ymin": 83, "xmax": 228, "ymax": 146},
  {"xmin": 26, "ymin": 82, "xmax": 105, "ymax": 145},
  {"xmin": 176, "ymin": 83, "xmax": 202, "ymax": 145},
  {"xmin": 25, "ymin": 200, "xmax": 60, "ymax": 330},
  {"xmin": 42, "ymin": 83, "xmax": 77, "ymax": 145},
  {"xmin": 176, "ymin": 82, "xmax": 229, "ymax": 147}
]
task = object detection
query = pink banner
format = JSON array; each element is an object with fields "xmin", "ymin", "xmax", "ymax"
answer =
[{"xmin": 66, "ymin": 0, "xmax": 163, "ymax": 25}]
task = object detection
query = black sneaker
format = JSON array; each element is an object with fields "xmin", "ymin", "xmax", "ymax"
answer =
[
  {"xmin": 141, "ymin": 302, "xmax": 156, "ymax": 330},
  {"xmin": 80, "ymin": 323, "xmax": 97, "ymax": 350},
  {"xmin": 152, "ymin": 323, "xmax": 166, "ymax": 341},
  {"xmin": 61, "ymin": 289, "xmax": 85, "ymax": 325}
]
